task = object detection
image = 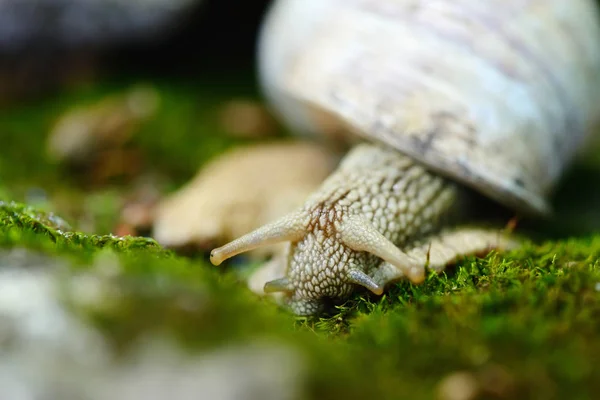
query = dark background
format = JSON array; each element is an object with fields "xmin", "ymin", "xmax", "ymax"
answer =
[
  {"xmin": 107, "ymin": 0, "xmax": 272, "ymax": 76},
  {"xmin": 0, "ymin": 0, "xmax": 274, "ymax": 103}
]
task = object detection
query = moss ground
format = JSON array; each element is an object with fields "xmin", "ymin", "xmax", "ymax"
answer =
[{"xmin": 1, "ymin": 75, "xmax": 600, "ymax": 400}]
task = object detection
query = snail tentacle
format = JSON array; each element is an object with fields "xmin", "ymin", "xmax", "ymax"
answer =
[
  {"xmin": 338, "ymin": 214, "xmax": 425, "ymax": 284},
  {"xmin": 210, "ymin": 211, "xmax": 307, "ymax": 265}
]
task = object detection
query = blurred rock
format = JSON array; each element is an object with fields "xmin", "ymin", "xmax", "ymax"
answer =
[
  {"xmin": 477, "ymin": 364, "xmax": 516, "ymax": 399},
  {"xmin": 47, "ymin": 84, "xmax": 160, "ymax": 164},
  {"xmin": 0, "ymin": 248, "xmax": 307, "ymax": 400},
  {"xmin": 120, "ymin": 200, "xmax": 157, "ymax": 234},
  {"xmin": 218, "ymin": 99, "xmax": 279, "ymax": 139},
  {"xmin": 436, "ymin": 371, "xmax": 480, "ymax": 400},
  {"xmin": 0, "ymin": 248, "xmax": 112, "ymax": 399},
  {"xmin": 46, "ymin": 84, "xmax": 160, "ymax": 186},
  {"xmin": 436, "ymin": 365, "xmax": 517, "ymax": 400},
  {"xmin": 152, "ymin": 141, "xmax": 337, "ymax": 256},
  {"xmin": 0, "ymin": 0, "xmax": 204, "ymax": 52},
  {"xmin": 118, "ymin": 174, "xmax": 166, "ymax": 235},
  {"xmin": 98, "ymin": 338, "xmax": 306, "ymax": 400}
]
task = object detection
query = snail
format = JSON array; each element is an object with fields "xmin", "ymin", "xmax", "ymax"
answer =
[{"xmin": 209, "ymin": 0, "xmax": 600, "ymax": 315}]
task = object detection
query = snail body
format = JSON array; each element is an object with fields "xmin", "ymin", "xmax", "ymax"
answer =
[{"xmin": 211, "ymin": 0, "xmax": 600, "ymax": 315}]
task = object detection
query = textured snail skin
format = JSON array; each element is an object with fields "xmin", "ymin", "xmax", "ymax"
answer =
[
  {"xmin": 280, "ymin": 143, "xmax": 464, "ymax": 315},
  {"xmin": 212, "ymin": 143, "xmax": 469, "ymax": 315}
]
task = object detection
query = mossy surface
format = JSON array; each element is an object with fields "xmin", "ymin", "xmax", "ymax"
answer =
[
  {"xmin": 0, "ymin": 75, "xmax": 265, "ymax": 233},
  {"xmin": 1, "ymin": 76, "xmax": 600, "ymax": 400},
  {"xmin": 0, "ymin": 200, "xmax": 163, "ymax": 258}
]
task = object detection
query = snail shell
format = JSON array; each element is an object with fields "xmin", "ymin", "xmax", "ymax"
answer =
[{"xmin": 258, "ymin": 0, "xmax": 600, "ymax": 217}]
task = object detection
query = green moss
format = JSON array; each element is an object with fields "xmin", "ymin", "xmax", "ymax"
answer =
[
  {"xmin": 0, "ymin": 200, "xmax": 163, "ymax": 258},
  {"xmin": 0, "ymin": 200, "xmax": 383, "ymax": 399},
  {"xmin": 0, "ymin": 76, "xmax": 264, "ymax": 186},
  {"xmin": 336, "ymin": 240, "xmax": 600, "ymax": 399},
  {"xmin": 0, "ymin": 76, "xmax": 273, "ymax": 233},
  {"xmin": 2, "ymin": 198, "xmax": 599, "ymax": 399},
  {"xmin": 1, "ymin": 75, "xmax": 600, "ymax": 399}
]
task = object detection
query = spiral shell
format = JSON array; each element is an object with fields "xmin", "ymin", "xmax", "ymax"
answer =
[{"xmin": 258, "ymin": 0, "xmax": 600, "ymax": 217}]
